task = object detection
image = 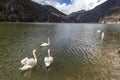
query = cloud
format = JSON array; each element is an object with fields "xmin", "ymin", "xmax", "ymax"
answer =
[{"xmin": 32, "ymin": 0, "xmax": 107, "ymax": 14}]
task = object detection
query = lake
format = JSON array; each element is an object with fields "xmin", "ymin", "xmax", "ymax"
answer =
[{"xmin": 0, "ymin": 23, "xmax": 120, "ymax": 80}]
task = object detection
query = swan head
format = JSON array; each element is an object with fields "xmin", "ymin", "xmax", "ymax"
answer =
[{"xmin": 33, "ymin": 49, "xmax": 36, "ymax": 53}]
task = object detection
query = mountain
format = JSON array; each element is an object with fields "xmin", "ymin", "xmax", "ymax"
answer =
[
  {"xmin": 43, "ymin": 5, "xmax": 66, "ymax": 17},
  {"xmin": 68, "ymin": 10, "xmax": 86, "ymax": 21},
  {"xmin": 1, "ymin": 0, "xmax": 120, "ymax": 23},
  {"xmin": 68, "ymin": 0, "xmax": 120, "ymax": 23},
  {"xmin": 0, "ymin": 0, "xmax": 68, "ymax": 22},
  {"xmin": 42, "ymin": 5, "xmax": 75, "ymax": 22}
]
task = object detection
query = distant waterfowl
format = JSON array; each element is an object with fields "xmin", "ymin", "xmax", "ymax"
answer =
[
  {"xmin": 40, "ymin": 38, "xmax": 50, "ymax": 47},
  {"xmin": 44, "ymin": 49, "xmax": 54, "ymax": 67},
  {"xmin": 97, "ymin": 29, "xmax": 101, "ymax": 33},
  {"xmin": 97, "ymin": 30, "xmax": 105, "ymax": 40},
  {"xmin": 19, "ymin": 49, "xmax": 37, "ymax": 70},
  {"xmin": 101, "ymin": 32, "xmax": 104, "ymax": 40}
]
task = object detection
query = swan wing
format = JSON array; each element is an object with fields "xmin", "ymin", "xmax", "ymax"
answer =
[
  {"xmin": 44, "ymin": 57, "xmax": 50, "ymax": 67},
  {"xmin": 44, "ymin": 57, "xmax": 53, "ymax": 67},
  {"xmin": 19, "ymin": 65, "xmax": 32, "ymax": 70},
  {"xmin": 20, "ymin": 57, "xmax": 28, "ymax": 65},
  {"xmin": 26, "ymin": 58, "xmax": 37, "ymax": 66},
  {"xmin": 44, "ymin": 57, "xmax": 49, "ymax": 63},
  {"xmin": 49, "ymin": 57, "xmax": 54, "ymax": 63}
]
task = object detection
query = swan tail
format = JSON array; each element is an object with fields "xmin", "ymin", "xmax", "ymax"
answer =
[{"xmin": 19, "ymin": 65, "xmax": 32, "ymax": 70}]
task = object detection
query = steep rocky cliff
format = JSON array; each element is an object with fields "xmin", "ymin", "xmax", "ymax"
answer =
[
  {"xmin": 68, "ymin": 0, "xmax": 120, "ymax": 24},
  {"xmin": 99, "ymin": 8, "xmax": 120, "ymax": 24}
]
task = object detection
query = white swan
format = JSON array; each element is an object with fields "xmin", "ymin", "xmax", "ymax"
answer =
[
  {"xmin": 97, "ymin": 30, "xmax": 104, "ymax": 40},
  {"xmin": 97, "ymin": 29, "xmax": 101, "ymax": 33},
  {"xmin": 19, "ymin": 49, "xmax": 37, "ymax": 70},
  {"xmin": 44, "ymin": 49, "xmax": 54, "ymax": 67},
  {"xmin": 40, "ymin": 38, "xmax": 50, "ymax": 47},
  {"xmin": 101, "ymin": 32, "xmax": 104, "ymax": 40}
]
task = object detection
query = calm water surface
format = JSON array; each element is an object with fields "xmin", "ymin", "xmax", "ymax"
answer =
[{"xmin": 0, "ymin": 23, "xmax": 120, "ymax": 80}]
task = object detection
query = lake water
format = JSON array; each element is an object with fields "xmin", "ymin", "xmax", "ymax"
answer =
[{"xmin": 0, "ymin": 23, "xmax": 120, "ymax": 80}]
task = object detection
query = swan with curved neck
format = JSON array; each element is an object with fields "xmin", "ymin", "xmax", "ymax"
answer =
[
  {"xmin": 40, "ymin": 38, "xmax": 50, "ymax": 47},
  {"xmin": 19, "ymin": 49, "xmax": 37, "ymax": 70},
  {"xmin": 101, "ymin": 32, "xmax": 104, "ymax": 40},
  {"xmin": 44, "ymin": 49, "xmax": 54, "ymax": 67}
]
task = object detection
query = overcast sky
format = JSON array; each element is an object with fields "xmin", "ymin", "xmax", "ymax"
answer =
[{"xmin": 32, "ymin": 0, "xmax": 107, "ymax": 14}]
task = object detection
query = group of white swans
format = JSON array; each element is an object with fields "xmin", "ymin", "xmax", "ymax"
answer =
[
  {"xmin": 19, "ymin": 38, "xmax": 54, "ymax": 71},
  {"xmin": 19, "ymin": 30, "xmax": 104, "ymax": 71}
]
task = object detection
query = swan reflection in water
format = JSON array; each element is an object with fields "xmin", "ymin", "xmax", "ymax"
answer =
[{"xmin": 21, "ymin": 67, "xmax": 36, "ymax": 78}]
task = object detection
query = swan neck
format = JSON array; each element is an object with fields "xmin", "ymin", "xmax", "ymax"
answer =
[
  {"xmin": 101, "ymin": 32, "xmax": 104, "ymax": 40},
  {"xmin": 33, "ymin": 52, "xmax": 37, "ymax": 62},
  {"xmin": 48, "ymin": 50, "xmax": 50, "ymax": 57},
  {"xmin": 48, "ymin": 38, "xmax": 50, "ymax": 44}
]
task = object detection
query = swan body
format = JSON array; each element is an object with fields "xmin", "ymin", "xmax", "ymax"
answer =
[
  {"xmin": 40, "ymin": 38, "xmax": 50, "ymax": 47},
  {"xmin": 44, "ymin": 49, "xmax": 53, "ymax": 67},
  {"xmin": 40, "ymin": 43, "xmax": 50, "ymax": 46},
  {"xmin": 19, "ymin": 49, "xmax": 37, "ymax": 70},
  {"xmin": 44, "ymin": 57, "xmax": 53, "ymax": 67},
  {"xmin": 101, "ymin": 32, "xmax": 104, "ymax": 40}
]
